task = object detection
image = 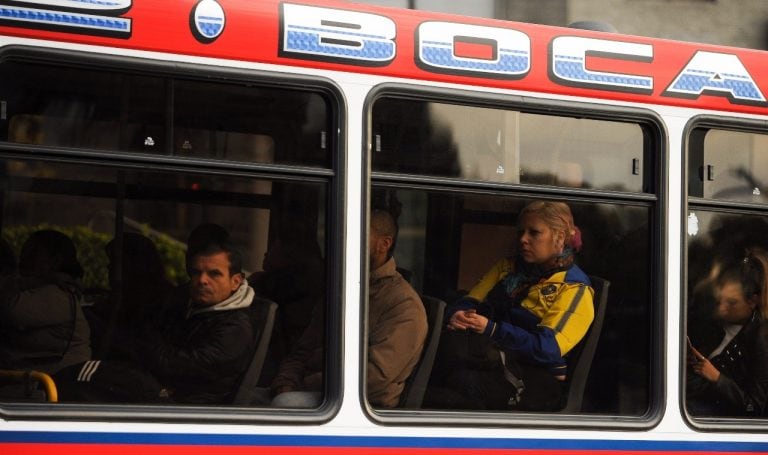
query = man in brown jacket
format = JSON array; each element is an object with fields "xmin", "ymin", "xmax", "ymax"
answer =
[{"xmin": 268, "ymin": 209, "xmax": 427, "ymax": 408}]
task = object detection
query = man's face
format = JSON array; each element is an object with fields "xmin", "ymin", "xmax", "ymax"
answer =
[
  {"xmin": 368, "ymin": 228, "xmax": 392, "ymax": 271},
  {"xmin": 189, "ymin": 251, "xmax": 242, "ymax": 306}
]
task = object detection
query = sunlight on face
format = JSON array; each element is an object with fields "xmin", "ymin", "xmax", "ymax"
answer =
[{"xmin": 517, "ymin": 213, "xmax": 563, "ymax": 265}]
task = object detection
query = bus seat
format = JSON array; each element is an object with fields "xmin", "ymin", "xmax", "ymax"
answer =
[
  {"xmin": 399, "ymin": 295, "xmax": 446, "ymax": 409},
  {"xmin": 0, "ymin": 369, "xmax": 58, "ymax": 402},
  {"xmin": 396, "ymin": 266, "xmax": 413, "ymax": 283},
  {"xmin": 233, "ymin": 297, "xmax": 278, "ymax": 405},
  {"xmin": 560, "ymin": 275, "xmax": 610, "ymax": 413}
]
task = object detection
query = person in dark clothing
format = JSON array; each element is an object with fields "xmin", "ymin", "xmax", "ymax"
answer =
[
  {"xmin": 0, "ymin": 230, "xmax": 91, "ymax": 375},
  {"xmin": 687, "ymin": 248, "xmax": 768, "ymax": 417},
  {"xmin": 266, "ymin": 209, "xmax": 426, "ymax": 408},
  {"xmin": 248, "ymin": 238, "xmax": 325, "ymax": 355},
  {"xmin": 136, "ymin": 241, "xmax": 258, "ymax": 404},
  {"xmin": 87, "ymin": 233, "xmax": 177, "ymax": 359},
  {"xmin": 56, "ymin": 238, "xmax": 256, "ymax": 405}
]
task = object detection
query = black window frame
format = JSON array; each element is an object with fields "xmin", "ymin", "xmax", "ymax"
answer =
[
  {"xmin": 363, "ymin": 83, "xmax": 666, "ymax": 430},
  {"xmin": 0, "ymin": 46, "xmax": 346, "ymax": 425},
  {"xmin": 683, "ymin": 115, "xmax": 768, "ymax": 432}
]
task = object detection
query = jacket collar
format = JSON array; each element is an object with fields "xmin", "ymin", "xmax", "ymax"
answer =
[
  {"xmin": 370, "ymin": 256, "xmax": 397, "ymax": 283},
  {"xmin": 188, "ymin": 281, "xmax": 254, "ymax": 316}
]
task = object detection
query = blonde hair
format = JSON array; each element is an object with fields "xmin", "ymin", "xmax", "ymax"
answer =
[{"xmin": 519, "ymin": 201, "xmax": 582, "ymax": 251}]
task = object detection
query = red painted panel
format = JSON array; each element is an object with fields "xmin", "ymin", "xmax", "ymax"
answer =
[
  {"xmin": 0, "ymin": 2, "xmax": 767, "ymax": 113},
  {"xmin": 1, "ymin": 444, "xmax": 766, "ymax": 455},
  {"xmin": 454, "ymin": 39, "xmax": 495, "ymax": 61}
]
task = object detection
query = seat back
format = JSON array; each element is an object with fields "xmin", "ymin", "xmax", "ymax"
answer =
[
  {"xmin": 233, "ymin": 297, "xmax": 278, "ymax": 405},
  {"xmin": 560, "ymin": 275, "xmax": 609, "ymax": 413},
  {"xmin": 399, "ymin": 295, "xmax": 446, "ymax": 409},
  {"xmin": 0, "ymin": 369, "xmax": 58, "ymax": 402}
]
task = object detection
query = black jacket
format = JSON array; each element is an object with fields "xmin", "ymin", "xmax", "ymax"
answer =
[
  {"xmin": 145, "ymin": 306, "xmax": 256, "ymax": 404},
  {"xmin": 688, "ymin": 312, "xmax": 768, "ymax": 417}
]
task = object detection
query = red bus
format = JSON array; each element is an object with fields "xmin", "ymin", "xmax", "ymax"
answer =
[{"xmin": 0, "ymin": 1, "xmax": 767, "ymax": 454}]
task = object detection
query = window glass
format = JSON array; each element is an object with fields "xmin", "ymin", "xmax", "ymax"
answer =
[
  {"xmin": 369, "ymin": 186, "xmax": 653, "ymax": 415},
  {"xmin": 686, "ymin": 125, "xmax": 768, "ymax": 420},
  {"xmin": 688, "ymin": 128, "xmax": 768, "ymax": 204},
  {"xmin": 0, "ymin": 61, "xmax": 167, "ymax": 153},
  {"xmin": 369, "ymin": 95, "xmax": 657, "ymax": 416},
  {"xmin": 372, "ymin": 98, "xmax": 648, "ymax": 192},
  {"xmin": 685, "ymin": 209, "xmax": 768, "ymax": 418},
  {"xmin": 685, "ymin": 127, "xmax": 768, "ymax": 418},
  {"xmin": 0, "ymin": 157, "xmax": 329, "ymax": 407},
  {"xmin": 173, "ymin": 80, "xmax": 331, "ymax": 167},
  {"xmin": 0, "ymin": 59, "xmax": 337, "ymax": 412},
  {"xmin": 0, "ymin": 61, "xmax": 332, "ymax": 167}
]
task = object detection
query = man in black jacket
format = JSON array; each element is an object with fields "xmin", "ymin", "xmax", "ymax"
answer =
[{"xmin": 143, "ymin": 241, "xmax": 257, "ymax": 404}]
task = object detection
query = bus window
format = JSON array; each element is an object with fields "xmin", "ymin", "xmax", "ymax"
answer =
[
  {"xmin": 686, "ymin": 126, "xmax": 768, "ymax": 420},
  {"xmin": 372, "ymin": 97, "xmax": 647, "ymax": 192},
  {"xmin": 688, "ymin": 128, "xmax": 768, "ymax": 204},
  {"xmin": 0, "ymin": 157, "xmax": 329, "ymax": 406},
  {"xmin": 0, "ymin": 60, "xmax": 336, "ymax": 411},
  {"xmin": 369, "ymin": 93, "xmax": 658, "ymax": 417},
  {"xmin": 173, "ymin": 80, "xmax": 330, "ymax": 167},
  {"xmin": 0, "ymin": 61, "xmax": 331, "ymax": 168},
  {"xmin": 1, "ymin": 61, "xmax": 167, "ymax": 153}
]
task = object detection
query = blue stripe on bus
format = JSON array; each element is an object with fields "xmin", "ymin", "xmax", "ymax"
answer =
[{"xmin": 1, "ymin": 432, "xmax": 768, "ymax": 452}]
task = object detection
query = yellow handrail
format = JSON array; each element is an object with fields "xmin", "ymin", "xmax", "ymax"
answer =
[{"xmin": 0, "ymin": 369, "xmax": 58, "ymax": 402}]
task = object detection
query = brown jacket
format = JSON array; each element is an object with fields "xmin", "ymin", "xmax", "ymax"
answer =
[
  {"xmin": 367, "ymin": 257, "xmax": 427, "ymax": 408},
  {"xmin": 271, "ymin": 257, "xmax": 427, "ymax": 408}
]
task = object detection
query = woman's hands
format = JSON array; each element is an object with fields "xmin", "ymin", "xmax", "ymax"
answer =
[
  {"xmin": 689, "ymin": 343, "xmax": 721, "ymax": 383},
  {"xmin": 447, "ymin": 309, "xmax": 489, "ymax": 334}
]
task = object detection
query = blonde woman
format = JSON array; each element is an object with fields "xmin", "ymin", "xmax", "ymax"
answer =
[{"xmin": 431, "ymin": 201, "xmax": 594, "ymax": 412}]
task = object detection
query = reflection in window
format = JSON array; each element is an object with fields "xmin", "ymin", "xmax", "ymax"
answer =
[
  {"xmin": 372, "ymin": 97, "xmax": 648, "ymax": 192},
  {"xmin": 0, "ymin": 61, "xmax": 332, "ymax": 168},
  {"xmin": 688, "ymin": 128, "xmax": 768, "ymax": 204},
  {"xmin": 686, "ymin": 125, "xmax": 768, "ymax": 419},
  {"xmin": 374, "ymin": 187, "xmax": 653, "ymax": 415},
  {"xmin": 686, "ymin": 210, "xmax": 768, "ymax": 417},
  {"xmin": 0, "ymin": 58, "xmax": 338, "ymax": 410},
  {"xmin": 174, "ymin": 80, "xmax": 330, "ymax": 167},
  {"xmin": 0, "ymin": 158, "xmax": 329, "ymax": 406}
]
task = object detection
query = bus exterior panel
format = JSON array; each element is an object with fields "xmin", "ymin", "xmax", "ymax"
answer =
[
  {"xmin": 0, "ymin": 1, "xmax": 766, "ymax": 116},
  {"xmin": 0, "ymin": 0, "xmax": 767, "ymax": 454}
]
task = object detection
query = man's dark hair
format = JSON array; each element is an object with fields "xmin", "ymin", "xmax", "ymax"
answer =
[
  {"xmin": 371, "ymin": 208, "xmax": 399, "ymax": 258},
  {"xmin": 188, "ymin": 241, "xmax": 243, "ymax": 276},
  {"xmin": 22, "ymin": 229, "xmax": 83, "ymax": 279},
  {"xmin": 186, "ymin": 223, "xmax": 230, "ymax": 265}
]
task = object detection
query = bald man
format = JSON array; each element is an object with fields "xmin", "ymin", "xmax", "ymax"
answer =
[
  {"xmin": 366, "ymin": 209, "xmax": 427, "ymax": 407},
  {"xmin": 269, "ymin": 209, "xmax": 427, "ymax": 408}
]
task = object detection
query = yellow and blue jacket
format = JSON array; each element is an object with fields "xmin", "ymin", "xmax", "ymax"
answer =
[{"xmin": 452, "ymin": 257, "xmax": 594, "ymax": 376}]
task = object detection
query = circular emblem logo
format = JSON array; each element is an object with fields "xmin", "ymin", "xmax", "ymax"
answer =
[{"xmin": 190, "ymin": 0, "xmax": 226, "ymax": 44}]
